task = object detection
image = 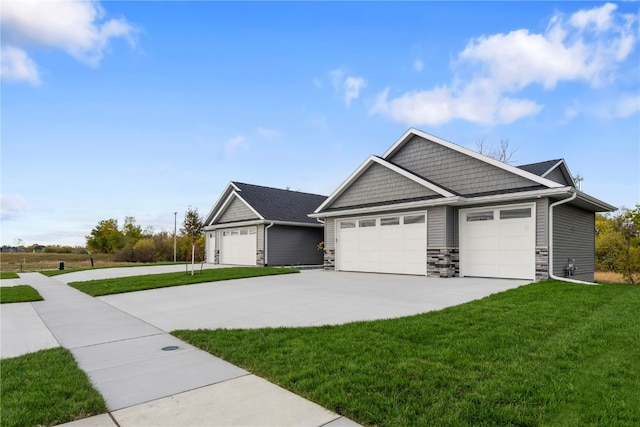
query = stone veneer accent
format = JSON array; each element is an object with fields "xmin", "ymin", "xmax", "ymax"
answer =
[
  {"xmin": 257, "ymin": 249, "xmax": 265, "ymax": 266},
  {"xmin": 213, "ymin": 249, "xmax": 220, "ymax": 265},
  {"xmin": 427, "ymin": 248, "xmax": 459, "ymax": 278},
  {"xmin": 323, "ymin": 249, "xmax": 335, "ymax": 270},
  {"xmin": 535, "ymin": 247, "xmax": 549, "ymax": 281}
]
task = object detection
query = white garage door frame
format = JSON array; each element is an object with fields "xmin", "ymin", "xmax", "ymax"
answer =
[
  {"xmin": 459, "ymin": 203, "xmax": 536, "ymax": 280},
  {"xmin": 206, "ymin": 232, "xmax": 216, "ymax": 263},
  {"xmin": 220, "ymin": 226, "xmax": 257, "ymax": 266},
  {"xmin": 336, "ymin": 211, "xmax": 427, "ymax": 276}
]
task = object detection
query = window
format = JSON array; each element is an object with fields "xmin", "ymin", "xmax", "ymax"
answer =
[
  {"xmin": 223, "ymin": 231, "xmax": 232, "ymax": 236},
  {"xmin": 404, "ymin": 215, "xmax": 425, "ymax": 224},
  {"xmin": 500, "ymin": 208, "xmax": 531, "ymax": 219},
  {"xmin": 359, "ymin": 219, "xmax": 376, "ymax": 227},
  {"xmin": 249, "ymin": 229, "xmax": 257, "ymax": 234},
  {"xmin": 231, "ymin": 230, "xmax": 239, "ymax": 236},
  {"xmin": 467, "ymin": 211, "xmax": 494, "ymax": 222},
  {"xmin": 240, "ymin": 229, "xmax": 249, "ymax": 235},
  {"xmin": 340, "ymin": 221, "xmax": 356, "ymax": 229},
  {"xmin": 380, "ymin": 217, "xmax": 400, "ymax": 226}
]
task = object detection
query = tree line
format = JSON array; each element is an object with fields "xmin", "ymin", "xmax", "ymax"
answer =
[
  {"xmin": 85, "ymin": 208, "xmax": 205, "ymax": 263},
  {"xmin": 595, "ymin": 204, "xmax": 640, "ymax": 283}
]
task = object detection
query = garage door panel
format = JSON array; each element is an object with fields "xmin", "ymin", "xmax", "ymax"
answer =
[
  {"xmin": 337, "ymin": 213, "xmax": 426, "ymax": 276},
  {"xmin": 461, "ymin": 204, "xmax": 534, "ymax": 280},
  {"xmin": 221, "ymin": 227, "xmax": 257, "ymax": 265}
]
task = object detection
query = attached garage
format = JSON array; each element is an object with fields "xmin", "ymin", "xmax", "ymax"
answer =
[
  {"xmin": 220, "ymin": 226, "xmax": 257, "ymax": 265},
  {"xmin": 460, "ymin": 204, "xmax": 535, "ymax": 280},
  {"xmin": 336, "ymin": 212, "xmax": 427, "ymax": 275}
]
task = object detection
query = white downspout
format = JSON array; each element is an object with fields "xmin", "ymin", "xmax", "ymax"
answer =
[
  {"xmin": 548, "ymin": 191, "xmax": 598, "ymax": 285},
  {"xmin": 264, "ymin": 222, "xmax": 275, "ymax": 266}
]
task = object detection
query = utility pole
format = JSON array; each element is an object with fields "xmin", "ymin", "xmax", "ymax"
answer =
[{"xmin": 173, "ymin": 211, "xmax": 178, "ymax": 263}]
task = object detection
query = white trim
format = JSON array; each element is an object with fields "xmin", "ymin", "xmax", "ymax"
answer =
[
  {"xmin": 211, "ymin": 191, "xmax": 264, "ymax": 224},
  {"xmin": 314, "ymin": 155, "xmax": 454, "ymax": 213},
  {"xmin": 382, "ymin": 128, "xmax": 564, "ymax": 189},
  {"xmin": 206, "ymin": 219, "xmax": 323, "ymax": 231},
  {"xmin": 311, "ymin": 197, "xmax": 458, "ymax": 218}
]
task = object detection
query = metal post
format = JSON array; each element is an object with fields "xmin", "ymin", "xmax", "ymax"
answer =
[{"xmin": 173, "ymin": 211, "xmax": 177, "ymax": 263}]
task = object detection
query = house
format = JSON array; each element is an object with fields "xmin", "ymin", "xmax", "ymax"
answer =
[
  {"xmin": 309, "ymin": 128, "xmax": 615, "ymax": 282},
  {"xmin": 204, "ymin": 182, "xmax": 327, "ymax": 266}
]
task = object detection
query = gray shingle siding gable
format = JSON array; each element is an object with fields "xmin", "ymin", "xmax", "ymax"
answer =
[
  {"xmin": 216, "ymin": 197, "xmax": 258, "ymax": 223},
  {"xmin": 388, "ymin": 136, "xmax": 540, "ymax": 195},
  {"xmin": 544, "ymin": 167, "xmax": 571, "ymax": 186},
  {"xmin": 552, "ymin": 204, "xmax": 595, "ymax": 282},
  {"xmin": 328, "ymin": 162, "xmax": 440, "ymax": 209}
]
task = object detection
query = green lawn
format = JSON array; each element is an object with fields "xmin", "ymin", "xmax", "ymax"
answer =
[
  {"xmin": 0, "ymin": 272, "xmax": 19, "ymax": 279},
  {"xmin": 69, "ymin": 266, "xmax": 299, "ymax": 296},
  {"xmin": 0, "ymin": 348, "xmax": 107, "ymax": 427},
  {"xmin": 1, "ymin": 285, "xmax": 43, "ymax": 304},
  {"xmin": 174, "ymin": 280, "xmax": 640, "ymax": 427}
]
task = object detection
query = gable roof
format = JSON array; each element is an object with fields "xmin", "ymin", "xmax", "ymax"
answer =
[
  {"xmin": 312, "ymin": 128, "xmax": 615, "ymax": 216},
  {"xmin": 205, "ymin": 182, "xmax": 327, "ymax": 226}
]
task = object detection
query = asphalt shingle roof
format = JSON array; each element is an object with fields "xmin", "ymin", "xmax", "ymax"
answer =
[
  {"xmin": 232, "ymin": 182, "xmax": 327, "ymax": 224},
  {"xmin": 517, "ymin": 159, "xmax": 562, "ymax": 176}
]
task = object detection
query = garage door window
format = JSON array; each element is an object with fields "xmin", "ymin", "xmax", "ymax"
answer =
[
  {"xmin": 500, "ymin": 208, "xmax": 531, "ymax": 219},
  {"xmin": 381, "ymin": 217, "xmax": 400, "ymax": 226},
  {"xmin": 340, "ymin": 221, "xmax": 356, "ymax": 229},
  {"xmin": 240, "ymin": 229, "xmax": 249, "ymax": 235},
  {"xmin": 467, "ymin": 211, "xmax": 494, "ymax": 222},
  {"xmin": 404, "ymin": 215, "xmax": 425, "ymax": 224},
  {"xmin": 359, "ymin": 219, "xmax": 376, "ymax": 227}
]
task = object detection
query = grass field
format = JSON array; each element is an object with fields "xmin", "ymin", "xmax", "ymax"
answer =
[
  {"xmin": 0, "ymin": 348, "xmax": 107, "ymax": 427},
  {"xmin": 0, "ymin": 285, "xmax": 43, "ymax": 304},
  {"xmin": 69, "ymin": 266, "xmax": 299, "ymax": 296},
  {"xmin": 175, "ymin": 280, "xmax": 640, "ymax": 426},
  {"xmin": 1, "ymin": 252, "xmax": 131, "ymax": 273}
]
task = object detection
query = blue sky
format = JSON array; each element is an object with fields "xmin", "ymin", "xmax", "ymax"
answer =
[{"xmin": 1, "ymin": 1, "xmax": 639, "ymax": 247}]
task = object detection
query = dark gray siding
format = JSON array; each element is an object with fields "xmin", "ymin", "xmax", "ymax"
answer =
[
  {"xmin": 329, "ymin": 163, "xmax": 439, "ymax": 209},
  {"xmin": 266, "ymin": 225, "xmax": 324, "ymax": 266},
  {"xmin": 545, "ymin": 167, "xmax": 571, "ymax": 186},
  {"xmin": 388, "ymin": 136, "xmax": 539, "ymax": 195},
  {"xmin": 217, "ymin": 197, "xmax": 259, "ymax": 223},
  {"xmin": 553, "ymin": 204, "xmax": 595, "ymax": 281}
]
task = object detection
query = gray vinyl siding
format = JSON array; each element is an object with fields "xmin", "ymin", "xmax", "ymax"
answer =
[
  {"xmin": 325, "ymin": 218, "xmax": 336, "ymax": 251},
  {"xmin": 217, "ymin": 197, "xmax": 259, "ymax": 223},
  {"xmin": 544, "ymin": 167, "xmax": 571, "ymax": 186},
  {"xmin": 427, "ymin": 206, "xmax": 445, "ymax": 247},
  {"xmin": 266, "ymin": 225, "xmax": 324, "ymax": 266},
  {"xmin": 447, "ymin": 207, "xmax": 458, "ymax": 247},
  {"xmin": 552, "ymin": 204, "xmax": 595, "ymax": 281},
  {"xmin": 536, "ymin": 198, "xmax": 549, "ymax": 246},
  {"xmin": 329, "ymin": 163, "xmax": 439, "ymax": 209},
  {"xmin": 257, "ymin": 224, "xmax": 265, "ymax": 251},
  {"xmin": 388, "ymin": 135, "xmax": 539, "ymax": 195}
]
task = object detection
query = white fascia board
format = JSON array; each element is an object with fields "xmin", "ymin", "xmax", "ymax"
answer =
[
  {"xmin": 211, "ymin": 191, "xmax": 264, "ymax": 224},
  {"xmin": 575, "ymin": 190, "xmax": 617, "ymax": 212},
  {"xmin": 310, "ymin": 197, "xmax": 458, "ymax": 218},
  {"xmin": 314, "ymin": 155, "xmax": 378, "ymax": 213},
  {"xmin": 451, "ymin": 187, "xmax": 573, "ymax": 206},
  {"xmin": 204, "ymin": 182, "xmax": 237, "ymax": 225},
  {"xmin": 383, "ymin": 128, "xmax": 564, "ymax": 189},
  {"xmin": 206, "ymin": 219, "xmax": 323, "ymax": 230},
  {"xmin": 371, "ymin": 156, "xmax": 455, "ymax": 197}
]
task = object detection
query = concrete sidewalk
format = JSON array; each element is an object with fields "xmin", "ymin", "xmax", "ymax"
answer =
[{"xmin": 7, "ymin": 272, "xmax": 359, "ymax": 427}]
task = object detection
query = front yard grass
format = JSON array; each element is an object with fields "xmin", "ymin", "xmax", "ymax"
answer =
[
  {"xmin": 1, "ymin": 285, "xmax": 43, "ymax": 304},
  {"xmin": 174, "ymin": 280, "xmax": 640, "ymax": 426},
  {"xmin": 0, "ymin": 347, "xmax": 107, "ymax": 427},
  {"xmin": 69, "ymin": 266, "xmax": 299, "ymax": 296},
  {"xmin": 0, "ymin": 272, "xmax": 19, "ymax": 279}
]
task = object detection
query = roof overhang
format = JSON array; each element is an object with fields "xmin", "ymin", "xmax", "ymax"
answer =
[
  {"xmin": 205, "ymin": 219, "xmax": 323, "ymax": 230},
  {"xmin": 309, "ymin": 186, "xmax": 615, "ymax": 218},
  {"xmin": 204, "ymin": 182, "xmax": 264, "ymax": 226}
]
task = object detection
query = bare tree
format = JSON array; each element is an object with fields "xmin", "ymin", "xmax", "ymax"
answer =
[{"xmin": 476, "ymin": 138, "xmax": 518, "ymax": 164}]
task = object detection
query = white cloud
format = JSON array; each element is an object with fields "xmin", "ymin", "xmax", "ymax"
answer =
[
  {"xmin": 0, "ymin": 0, "xmax": 137, "ymax": 84},
  {"xmin": 256, "ymin": 127, "xmax": 281, "ymax": 140},
  {"xmin": 372, "ymin": 2, "xmax": 638, "ymax": 126},
  {"xmin": 413, "ymin": 59, "xmax": 424, "ymax": 72},
  {"xmin": 224, "ymin": 136, "xmax": 247, "ymax": 158},
  {"xmin": 614, "ymin": 94, "xmax": 640, "ymax": 118},
  {"xmin": 0, "ymin": 46, "xmax": 41, "ymax": 85},
  {"xmin": 330, "ymin": 67, "xmax": 366, "ymax": 106},
  {"xmin": 1, "ymin": 194, "xmax": 30, "ymax": 220}
]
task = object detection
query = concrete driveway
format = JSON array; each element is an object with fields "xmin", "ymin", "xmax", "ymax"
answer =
[{"xmin": 95, "ymin": 269, "xmax": 530, "ymax": 332}]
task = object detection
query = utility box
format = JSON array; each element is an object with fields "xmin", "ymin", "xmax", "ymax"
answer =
[{"xmin": 58, "ymin": 261, "xmax": 65, "ymax": 270}]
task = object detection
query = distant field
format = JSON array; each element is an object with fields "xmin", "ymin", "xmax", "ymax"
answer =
[{"xmin": 0, "ymin": 253, "xmax": 132, "ymax": 272}]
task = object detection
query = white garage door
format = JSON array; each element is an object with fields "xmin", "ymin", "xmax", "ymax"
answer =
[
  {"xmin": 337, "ymin": 212, "xmax": 426, "ymax": 275},
  {"xmin": 221, "ymin": 227, "xmax": 257, "ymax": 265},
  {"xmin": 460, "ymin": 204, "xmax": 535, "ymax": 280}
]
